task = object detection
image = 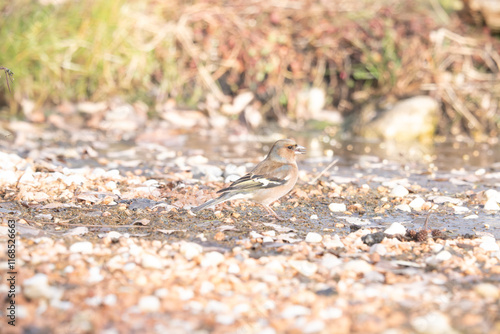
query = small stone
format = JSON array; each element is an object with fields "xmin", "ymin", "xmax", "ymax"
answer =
[
  {"xmin": 474, "ymin": 283, "xmax": 500, "ymax": 299},
  {"xmin": 370, "ymin": 243, "xmax": 387, "ymax": 256},
  {"xmin": 485, "ymin": 189, "xmax": 500, "ymax": 202},
  {"xmin": 453, "ymin": 206, "xmax": 470, "ymax": 214},
  {"xmin": 390, "ymin": 185, "xmax": 409, "ymax": 197},
  {"xmin": 343, "ymin": 259, "xmax": 373, "ymax": 274},
  {"xmin": 141, "ymin": 254, "xmax": 163, "ymax": 269},
  {"xmin": 384, "ymin": 222, "xmax": 406, "ymax": 236},
  {"xmin": 305, "ymin": 232, "xmax": 323, "ymax": 243},
  {"xmin": 23, "ymin": 274, "xmax": 61, "ymax": 300},
  {"xmin": 464, "ymin": 214, "xmax": 478, "ymax": 219},
  {"xmin": 329, "ymin": 203, "xmax": 347, "ymax": 212},
  {"xmin": 138, "ymin": 296, "xmax": 161, "ymax": 313},
  {"xmin": 262, "ymin": 236, "xmax": 274, "ymax": 243},
  {"xmin": 103, "ymin": 294, "xmax": 117, "ymax": 306},
  {"xmin": 362, "ymin": 232, "xmax": 385, "ymax": 246},
  {"xmin": 289, "ymin": 260, "xmax": 318, "ymax": 277},
  {"xmin": 322, "ymin": 235, "xmax": 345, "ymax": 249},
  {"xmin": 304, "ymin": 320, "xmax": 325, "ymax": 333},
  {"xmin": 201, "ymin": 251, "xmax": 225, "ymax": 267},
  {"xmin": 319, "ymin": 307, "xmax": 343, "ymax": 320},
  {"xmin": 409, "ymin": 197, "xmax": 425, "ymax": 210},
  {"xmin": 180, "ymin": 242, "xmax": 203, "ymax": 260},
  {"xmin": 395, "ymin": 203, "xmax": 411, "ymax": 212},
  {"xmin": 479, "ymin": 236, "xmax": 500, "ymax": 252},
  {"xmin": 216, "ymin": 314, "xmax": 235, "ymax": 325},
  {"xmin": 310, "ymin": 214, "xmax": 319, "ymax": 220},
  {"xmin": 69, "ymin": 241, "xmax": 93, "ymax": 254},
  {"xmin": 411, "ymin": 312, "xmax": 453, "ymax": 334},
  {"xmin": 281, "ymin": 305, "xmax": 311, "ymax": 318},
  {"xmin": 484, "ymin": 199, "xmax": 500, "ymax": 211}
]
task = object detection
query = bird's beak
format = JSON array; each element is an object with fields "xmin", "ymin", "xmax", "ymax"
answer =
[{"xmin": 295, "ymin": 145, "xmax": 306, "ymax": 155}]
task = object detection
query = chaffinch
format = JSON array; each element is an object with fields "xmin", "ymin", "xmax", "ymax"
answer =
[{"xmin": 192, "ymin": 139, "xmax": 306, "ymax": 220}]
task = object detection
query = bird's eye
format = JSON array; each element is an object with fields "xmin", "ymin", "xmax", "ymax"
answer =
[{"xmin": 287, "ymin": 145, "xmax": 294, "ymax": 149}]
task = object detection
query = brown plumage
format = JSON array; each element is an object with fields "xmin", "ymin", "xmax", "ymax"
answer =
[{"xmin": 192, "ymin": 139, "xmax": 306, "ymax": 220}]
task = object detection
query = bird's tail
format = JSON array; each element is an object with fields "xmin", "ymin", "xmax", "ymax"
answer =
[{"xmin": 191, "ymin": 193, "xmax": 231, "ymax": 213}]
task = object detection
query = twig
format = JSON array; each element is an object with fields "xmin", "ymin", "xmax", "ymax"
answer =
[
  {"xmin": 443, "ymin": 86, "xmax": 484, "ymax": 132},
  {"xmin": 308, "ymin": 158, "xmax": 339, "ymax": 185},
  {"xmin": 0, "ymin": 66, "xmax": 14, "ymax": 93}
]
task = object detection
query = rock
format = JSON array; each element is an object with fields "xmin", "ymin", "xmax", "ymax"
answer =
[
  {"xmin": 453, "ymin": 206, "xmax": 470, "ymax": 214},
  {"xmin": 384, "ymin": 223, "xmax": 406, "ymax": 236},
  {"xmin": 474, "ymin": 283, "xmax": 499, "ymax": 299},
  {"xmin": 141, "ymin": 254, "xmax": 163, "ymax": 269},
  {"xmin": 428, "ymin": 196, "xmax": 462, "ymax": 205},
  {"xmin": 329, "ymin": 203, "xmax": 346, "ymax": 212},
  {"xmin": 69, "ymin": 241, "xmax": 93, "ymax": 254},
  {"xmin": 281, "ymin": 305, "xmax": 311, "ymax": 319},
  {"xmin": 180, "ymin": 242, "xmax": 203, "ymax": 260},
  {"xmin": 0, "ymin": 170, "xmax": 18, "ymax": 185},
  {"xmin": 484, "ymin": 189, "xmax": 500, "ymax": 202},
  {"xmin": 201, "ymin": 251, "xmax": 225, "ymax": 267},
  {"xmin": 395, "ymin": 204, "xmax": 411, "ymax": 212},
  {"xmin": 305, "ymin": 232, "xmax": 323, "ymax": 243},
  {"xmin": 370, "ymin": 244, "xmax": 387, "ymax": 256},
  {"xmin": 343, "ymin": 260, "xmax": 373, "ymax": 274},
  {"xmin": 289, "ymin": 260, "xmax": 318, "ymax": 277},
  {"xmin": 23, "ymin": 274, "xmax": 61, "ymax": 300},
  {"xmin": 319, "ymin": 307, "xmax": 343, "ymax": 320},
  {"xmin": 191, "ymin": 164, "xmax": 223, "ymax": 182},
  {"xmin": 356, "ymin": 96, "xmax": 439, "ymax": 141},
  {"xmin": 322, "ymin": 235, "xmax": 345, "ymax": 249},
  {"xmin": 310, "ymin": 214, "xmax": 318, "ymax": 220},
  {"xmin": 409, "ymin": 197, "xmax": 425, "ymax": 210},
  {"xmin": 362, "ymin": 232, "xmax": 385, "ymax": 246},
  {"xmin": 138, "ymin": 296, "xmax": 161, "ymax": 313},
  {"xmin": 479, "ymin": 237, "xmax": 499, "ymax": 252},
  {"xmin": 484, "ymin": 199, "xmax": 500, "ymax": 211},
  {"xmin": 390, "ymin": 185, "xmax": 409, "ymax": 197},
  {"xmin": 411, "ymin": 311, "xmax": 454, "ymax": 334}
]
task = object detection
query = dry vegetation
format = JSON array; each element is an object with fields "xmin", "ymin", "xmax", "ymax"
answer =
[{"xmin": 0, "ymin": 0, "xmax": 499, "ymax": 137}]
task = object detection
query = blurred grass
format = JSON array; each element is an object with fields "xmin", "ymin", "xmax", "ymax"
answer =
[{"xmin": 0, "ymin": 0, "xmax": 499, "ymax": 138}]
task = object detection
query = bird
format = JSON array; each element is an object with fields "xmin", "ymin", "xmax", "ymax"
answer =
[{"xmin": 192, "ymin": 139, "xmax": 306, "ymax": 220}]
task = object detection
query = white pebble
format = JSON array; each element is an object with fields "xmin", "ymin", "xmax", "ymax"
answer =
[
  {"xmin": 409, "ymin": 197, "xmax": 425, "ymax": 210},
  {"xmin": 370, "ymin": 244, "xmax": 387, "ymax": 256},
  {"xmin": 453, "ymin": 206, "xmax": 470, "ymax": 214},
  {"xmin": 180, "ymin": 242, "xmax": 203, "ymax": 260},
  {"xmin": 479, "ymin": 237, "xmax": 500, "ymax": 252},
  {"xmin": 322, "ymin": 235, "xmax": 345, "ymax": 249},
  {"xmin": 310, "ymin": 214, "xmax": 318, "ymax": 220},
  {"xmin": 289, "ymin": 260, "xmax": 318, "ymax": 277},
  {"xmin": 328, "ymin": 203, "xmax": 346, "ymax": 212},
  {"xmin": 384, "ymin": 222, "xmax": 406, "ymax": 236},
  {"xmin": 484, "ymin": 199, "xmax": 500, "ymax": 211},
  {"xmin": 281, "ymin": 305, "xmax": 311, "ymax": 318},
  {"xmin": 141, "ymin": 254, "xmax": 163, "ymax": 269},
  {"xmin": 69, "ymin": 241, "xmax": 93, "ymax": 254},
  {"xmin": 485, "ymin": 189, "xmax": 500, "ymax": 202},
  {"xmin": 411, "ymin": 312, "xmax": 453, "ymax": 334},
  {"xmin": 201, "ymin": 251, "xmax": 225, "ymax": 267},
  {"xmin": 395, "ymin": 204, "xmax": 411, "ymax": 212},
  {"xmin": 138, "ymin": 296, "xmax": 161, "ymax": 313},
  {"xmin": 343, "ymin": 259, "xmax": 373, "ymax": 274},
  {"xmin": 464, "ymin": 214, "xmax": 478, "ymax": 219},
  {"xmin": 262, "ymin": 236, "xmax": 274, "ymax": 243},
  {"xmin": 474, "ymin": 283, "xmax": 499, "ymax": 299},
  {"xmin": 305, "ymin": 232, "xmax": 323, "ymax": 243},
  {"xmin": 319, "ymin": 307, "xmax": 342, "ymax": 320},
  {"xmin": 390, "ymin": 185, "xmax": 409, "ymax": 197}
]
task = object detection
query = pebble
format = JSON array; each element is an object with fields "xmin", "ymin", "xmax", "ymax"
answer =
[
  {"xmin": 411, "ymin": 311, "xmax": 454, "ymax": 334},
  {"xmin": 262, "ymin": 236, "xmax": 274, "ymax": 243},
  {"xmin": 322, "ymin": 235, "xmax": 345, "ymax": 248},
  {"xmin": 370, "ymin": 243, "xmax": 387, "ymax": 256},
  {"xmin": 201, "ymin": 251, "xmax": 225, "ymax": 267},
  {"xmin": 289, "ymin": 260, "xmax": 318, "ymax": 277},
  {"xmin": 180, "ymin": 242, "xmax": 203, "ymax": 260},
  {"xmin": 484, "ymin": 189, "xmax": 500, "ymax": 202},
  {"xmin": 484, "ymin": 199, "xmax": 500, "ymax": 211},
  {"xmin": 319, "ymin": 307, "xmax": 343, "ymax": 320},
  {"xmin": 0, "ymin": 170, "xmax": 18, "ymax": 185},
  {"xmin": 69, "ymin": 241, "xmax": 93, "ymax": 253},
  {"xmin": 305, "ymin": 232, "xmax": 323, "ymax": 243},
  {"xmin": 395, "ymin": 204, "xmax": 411, "ymax": 212},
  {"xmin": 453, "ymin": 206, "xmax": 470, "ymax": 214},
  {"xmin": 141, "ymin": 254, "xmax": 163, "ymax": 269},
  {"xmin": 216, "ymin": 314, "xmax": 235, "ymax": 325},
  {"xmin": 479, "ymin": 237, "xmax": 499, "ymax": 252},
  {"xmin": 23, "ymin": 273, "xmax": 61, "ymax": 300},
  {"xmin": 281, "ymin": 305, "xmax": 311, "ymax": 318},
  {"xmin": 310, "ymin": 214, "xmax": 318, "ymax": 220},
  {"xmin": 474, "ymin": 283, "xmax": 499, "ymax": 299},
  {"xmin": 426, "ymin": 250, "xmax": 452, "ymax": 266},
  {"xmin": 390, "ymin": 185, "xmax": 409, "ymax": 197},
  {"xmin": 191, "ymin": 164, "xmax": 223, "ymax": 181},
  {"xmin": 103, "ymin": 294, "xmax": 117, "ymax": 306},
  {"xmin": 328, "ymin": 203, "xmax": 346, "ymax": 212},
  {"xmin": 409, "ymin": 197, "xmax": 425, "ymax": 210},
  {"xmin": 343, "ymin": 259, "xmax": 373, "ymax": 274},
  {"xmin": 88, "ymin": 266, "xmax": 104, "ymax": 283},
  {"xmin": 384, "ymin": 222, "xmax": 406, "ymax": 236},
  {"xmin": 304, "ymin": 320, "xmax": 325, "ymax": 333},
  {"xmin": 138, "ymin": 296, "xmax": 161, "ymax": 313},
  {"xmin": 464, "ymin": 214, "xmax": 478, "ymax": 219}
]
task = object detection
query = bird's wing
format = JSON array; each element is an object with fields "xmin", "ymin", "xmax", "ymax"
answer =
[{"xmin": 218, "ymin": 163, "xmax": 294, "ymax": 193}]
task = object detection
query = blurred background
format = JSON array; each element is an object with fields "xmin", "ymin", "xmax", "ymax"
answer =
[{"xmin": 0, "ymin": 0, "xmax": 499, "ymax": 151}]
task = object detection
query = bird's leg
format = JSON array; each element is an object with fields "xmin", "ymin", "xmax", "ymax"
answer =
[{"xmin": 262, "ymin": 204, "xmax": 284, "ymax": 221}]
